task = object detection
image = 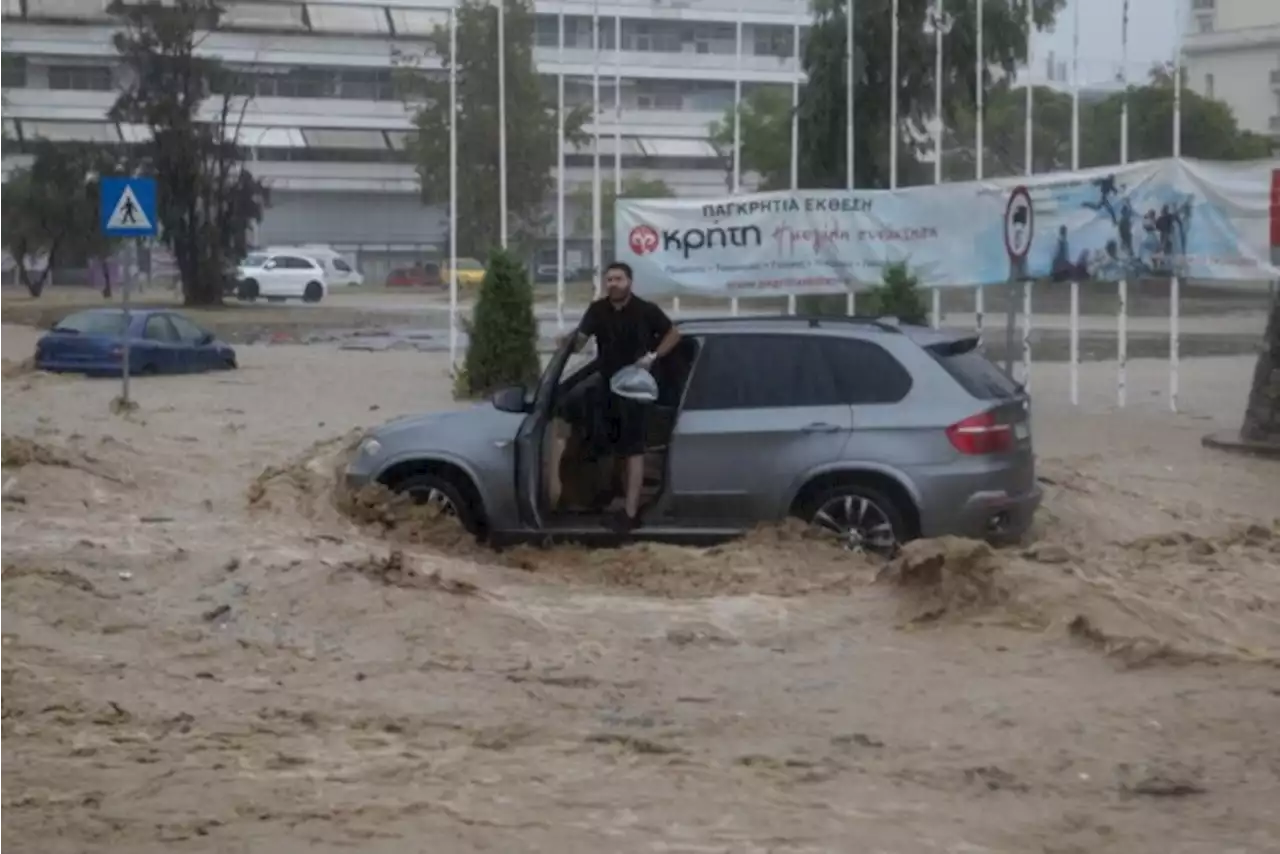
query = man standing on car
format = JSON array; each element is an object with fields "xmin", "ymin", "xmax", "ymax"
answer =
[{"xmin": 569, "ymin": 261, "xmax": 681, "ymax": 532}]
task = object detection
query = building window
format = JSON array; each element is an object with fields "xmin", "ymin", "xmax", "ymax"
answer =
[
  {"xmin": 753, "ymin": 25, "xmax": 793, "ymax": 59},
  {"xmin": 534, "ymin": 16, "xmax": 559, "ymax": 47},
  {"xmin": 1, "ymin": 56, "xmax": 26, "ymax": 88},
  {"xmin": 1195, "ymin": 13, "xmax": 1214, "ymax": 33},
  {"xmin": 48, "ymin": 64, "xmax": 114, "ymax": 91},
  {"xmin": 1191, "ymin": 0, "xmax": 1215, "ymax": 9},
  {"xmin": 1204, "ymin": 72, "xmax": 1214, "ymax": 99}
]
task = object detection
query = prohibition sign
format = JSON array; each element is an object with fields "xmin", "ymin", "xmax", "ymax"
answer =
[{"xmin": 1003, "ymin": 185, "xmax": 1034, "ymax": 262}]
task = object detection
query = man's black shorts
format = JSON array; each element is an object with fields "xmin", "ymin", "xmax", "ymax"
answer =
[{"xmin": 603, "ymin": 392, "xmax": 648, "ymax": 457}]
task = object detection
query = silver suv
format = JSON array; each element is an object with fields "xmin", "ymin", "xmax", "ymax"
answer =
[{"xmin": 346, "ymin": 316, "xmax": 1041, "ymax": 553}]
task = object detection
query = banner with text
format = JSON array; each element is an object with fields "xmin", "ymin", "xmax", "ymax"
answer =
[{"xmin": 615, "ymin": 157, "xmax": 1280, "ymax": 296}]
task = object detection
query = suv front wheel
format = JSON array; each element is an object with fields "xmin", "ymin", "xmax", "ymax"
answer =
[{"xmin": 800, "ymin": 483, "xmax": 906, "ymax": 556}]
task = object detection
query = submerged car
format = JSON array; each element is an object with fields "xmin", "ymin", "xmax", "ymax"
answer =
[
  {"xmin": 34, "ymin": 308, "xmax": 237, "ymax": 376},
  {"xmin": 346, "ymin": 316, "xmax": 1040, "ymax": 553}
]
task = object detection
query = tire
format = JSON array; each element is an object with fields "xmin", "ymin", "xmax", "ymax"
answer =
[
  {"xmin": 237, "ymin": 279, "xmax": 259, "ymax": 302},
  {"xmin": 303, "ymin": 281, "xmax": 323, "ymax": 303},
  {"xmin": 388, "ymin": 471, "xmax": 483, "ymax": 536},
  {"xmin": 797, "ymin": 483, "xmax": 908, "ymax": 557},
  {"xmin": 223, "ymin": 356, "xmax": 238, "ymax": 370}
]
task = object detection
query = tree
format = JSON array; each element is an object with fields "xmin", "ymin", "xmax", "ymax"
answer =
[
  {"xmin": 860, "ymin": 263, "xmax": 929, "ymax": 324},
  {"xmin": 945, "ymin": 81, "xmax": 1075, "ymax": 179},
  {"xmin": 403, "ymin": 0, "xmax": 586, "ymax": 260},
  {"xmin": 459, "ymin": 248, "xmax": 541, "ymax": 398},
  {"xmin": 723, "ymin": 0, "xmax": 1066, "ymax": 191},
  {"xmin": 709, "ymin": 86, "xmax": 796, "ymax": 191},
  {"xmin": 1, "ymin": 141, "xmax": 119, "ymax": 297},
  {"xmin": 571, "ymin": 177, "xmax": 673, "ymax": 240},
  {"xmin": 1239, "ymin": 300, "xmax": 1280, "ymax": 447},
  {"xmin": 108, "ymin": 0, "xmax": 267, "ymax": 306}
]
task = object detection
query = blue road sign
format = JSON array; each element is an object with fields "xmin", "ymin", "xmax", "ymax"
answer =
[{"xmin": 100, "ymin": 176, "xmax": 158, "ymax": 238}]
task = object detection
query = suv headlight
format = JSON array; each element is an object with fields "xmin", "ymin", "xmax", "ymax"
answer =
[{"xmin": 358, "ymin": 437, "xmax": 382, "ymax": 458}]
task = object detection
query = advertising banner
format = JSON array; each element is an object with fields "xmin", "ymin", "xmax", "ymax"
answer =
[{"xmin": 615, "ymin": 158, "xmax": 1280, "ymax": 296}]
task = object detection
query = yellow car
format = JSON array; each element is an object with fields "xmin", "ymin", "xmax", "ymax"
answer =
[{"xmin": 441, "ymin": 257, "xmax": 486, "ymax": 288}]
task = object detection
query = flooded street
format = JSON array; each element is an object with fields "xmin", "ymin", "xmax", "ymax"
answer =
[{"xmin": 3, "ymin": 323, "xmax": 1279, "ymax": 854}]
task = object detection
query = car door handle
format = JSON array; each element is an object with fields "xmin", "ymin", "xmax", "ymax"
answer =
[{"xmin": 801, "ymin": 422, "xmax": 841, "ymax": 433}]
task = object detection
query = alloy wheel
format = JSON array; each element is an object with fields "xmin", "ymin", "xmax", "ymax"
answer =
[{"xmin": 811, "ymin": 494, "xmax": 897, "ymax": 555}]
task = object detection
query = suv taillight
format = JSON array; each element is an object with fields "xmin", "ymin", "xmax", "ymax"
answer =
[{"xmin": 946, "ymin": 410, "xmax": 1013, "ymax": 455}]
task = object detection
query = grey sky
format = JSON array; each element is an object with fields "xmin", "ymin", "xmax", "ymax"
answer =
[{"xmin": 1028, "ymin": 0, "xmax": 1180, "ymax": 85}]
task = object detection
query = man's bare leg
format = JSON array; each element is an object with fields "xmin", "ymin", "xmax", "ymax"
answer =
[{"xmin": 624, "ymin": 453, "xmax": 644, "ymax": 518}]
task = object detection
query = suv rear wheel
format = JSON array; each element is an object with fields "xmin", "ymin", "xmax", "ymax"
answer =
[{"xmin": 800, "ymin": 483, "xmax": 906, "ymax": 556}]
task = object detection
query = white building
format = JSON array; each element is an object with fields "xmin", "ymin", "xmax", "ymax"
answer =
[
  {"xmin": 1, "ymin": 0, "xmax": 807, "ymax": 273},
  {"xmin": 1181, "ymin": 0, "xmax": 1280, "ymax": 142}
]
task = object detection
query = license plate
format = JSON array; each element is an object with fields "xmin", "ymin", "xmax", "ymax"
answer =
[{"xmin": 1014, "ymin": 422, "xmax": 1030, "ymax": 440}]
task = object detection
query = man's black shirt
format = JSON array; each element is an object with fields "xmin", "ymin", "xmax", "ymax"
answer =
[{"xmin": 577, "ymin": 295, "xmax": 673, "ymax": 379}]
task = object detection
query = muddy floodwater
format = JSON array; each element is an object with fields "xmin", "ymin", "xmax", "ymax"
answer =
[{"xmin": 3, "ymin": 323, "xmax": 1280, "ymax": 854}]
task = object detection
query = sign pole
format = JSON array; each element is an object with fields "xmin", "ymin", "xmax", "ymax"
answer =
[{"xmin": 121, "ymin": 244, "xmax": 133, "ymax": 406}]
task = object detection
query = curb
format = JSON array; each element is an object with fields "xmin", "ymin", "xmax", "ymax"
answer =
[{"xmin": 1201, "ymin": 430, "xmax": 1280, "ymax": 460}]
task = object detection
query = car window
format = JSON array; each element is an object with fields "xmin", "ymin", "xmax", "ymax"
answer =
[
  {"xmin": 930, "ymin": 348, "xmax": 1021, "ymax": 400},
  {"xmin": 332, "ymin": 258, "xmax": 352, "ymax": 272},
  {"xmin": 143, "ymin": 315, "xmax": 179, "ymax": 342},
  {"xmin": 682, "ymin": 334, "xmax": 842, "ymax": 411},
  {"xmin": 280, "ymin": 256, "xmax": 312, "ymax": 269},
  {"xmin": 819, "ymin": 338, "xmax": 913, "ymax": 404},
  {"xmin": 53, "ymin": 310, "xmax": 129, "ymax": 336},
  {"xmin": 243, "ymin": 253, "xmax": 267, "ymax": 266},
  {"xmin": 167, "ymin": 314, "xmax": 207, "ymax": 344},
  {"xmin": 457, "ymin": 258, "xmax": 482, "ymax": 270}
]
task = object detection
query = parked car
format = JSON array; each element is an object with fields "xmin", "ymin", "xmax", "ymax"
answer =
[
  {"xmin": 34, "ymin": 308, "xmax": 237, "ymax": 376},
  {"xmin": 236, "ymin": 252, "xmax": 328, "ymax": 302},
  {"xmin": 264, "ymin": 245, "xmax": 363, "ymax": 288},
  {"xmin": 440, "ymin": 257, "xmax": 486, "ymax": 288},
  {"xmin": 385, "ymin": 262, "xmax": 442, "ymax": 289},
  {"xmin": 345, "ymin": 316, "xmax": 1040, "ymax": 553}
]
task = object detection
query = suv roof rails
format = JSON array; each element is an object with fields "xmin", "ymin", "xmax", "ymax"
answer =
[{"xmin": 677, "ymin": 314, "xmax": 905, "ymax": 334}]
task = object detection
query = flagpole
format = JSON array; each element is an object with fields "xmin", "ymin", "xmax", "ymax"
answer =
[
  {"xmin": 1170, "ymin": 10, "xmax": 1183, "ymax": 412},
  {"xmin": 731, "ymin": 19, "xmax": 742, "ymax": 318},
  {"xmin": 974, "ymin": 0, "xmax": 983, "ymax": 339},
  {"xmin": 448, "ymin": 4, "xmax": 459, "ymax": 366},
  {"xmin": 1019, "ymin": 0, "xmax": 1033, "ymax": 388},
  {"xmin": 555, "ymin": 9, "xmax": 566, "ymax": 331},
  {"xmin": 930, "ymin": 0, "xmax": 945, "ymax": 329},
  {"xmin": 846, "ymin": 0, "xmax": 856, "ymax": 317},
  {"xmin": 889, "ymin": 0, "xmax": 899, "ymax": 190},
  {"xmin": 1117, "ymin": 0, "xmax": 1130, "ymax": 408},
  {"xmin": 788, "ymin": 20, "xmax": 799, "ymax": 316},
  {"xmin": 590, "ymin": 0, "xmax": 601, "ymax": 297},
  {"xmin": 613, "ymin": 12, "xmax": 621, "ymax": 196},
  {"xmin": 1069, "ymin": 0, "xmax": 1080, "ymax": 406},
  {"xmin": 497, "ymin": 0, "xmax": 508, "ymax": 248}
]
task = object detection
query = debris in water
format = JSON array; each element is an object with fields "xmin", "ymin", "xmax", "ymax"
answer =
[{"xmin": 339, "ymin": 549, "xmax": 480, "ymax": 596}]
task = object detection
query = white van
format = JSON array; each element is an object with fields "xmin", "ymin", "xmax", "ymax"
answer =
[{"xmin": 265, "ymin": 245, "xmax": 364, "ymax": 288}]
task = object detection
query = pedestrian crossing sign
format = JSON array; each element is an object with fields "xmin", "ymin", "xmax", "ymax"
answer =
[{"xmin": 100, "ymin": 176, "xmax": 158, "ymax": 238}]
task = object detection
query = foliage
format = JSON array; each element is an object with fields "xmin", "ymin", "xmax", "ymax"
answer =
[
  {"xmin": 720, "ymin": 0, "xmax": 1065, "ymax": 190},
  {"xmin": 571, "ymin": 177, "xmax": 673, "ymax": 240},
  {"xmin": 1, "ymin": 141, "xmax": 121, "ymax": 297},
  {"xmin": 858, "ymin": 263, "xmax": 929, "ymax": 324},
  {"xmin": 948, "ymin": 67, "xmax": 1273, "ymax": 179},
  {"xmin": 796, "ymin": 262, "xmax": 928, "ymax": 322},
  {"xmin": 460, "ymin": 248, "xmax": 541, "ymax": 398},
  {"xmin": 108, "ymin": 0, "xmax": 268, "ymax": 307},
  {"xmin": 401, "ymin": 0, "xmax": 587, "ymax": 260},
  {"xmin": 709, "ymin": 86, "xmax": 796, "ymax": 191}
]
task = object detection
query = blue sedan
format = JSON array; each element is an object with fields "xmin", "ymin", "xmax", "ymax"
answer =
[{"xmin": 34, "ymin": 308, "xmax": 238, "ymax": 377}]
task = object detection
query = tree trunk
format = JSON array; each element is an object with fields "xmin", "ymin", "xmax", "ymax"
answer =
[
  {"xmin": 1239, "ymin": 295, "xmax": 1280, "ymax": 444},
  {"xmin": 101, "ymin": 258, "xmax": 113, "ymax": 299}
]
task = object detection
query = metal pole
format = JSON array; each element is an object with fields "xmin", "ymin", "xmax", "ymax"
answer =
[
  {"xmin": 788, "ymin": 21, "xmax": 800, "ymax": 316},
  {"xmin": 1117, "ymin": 0, "xmax": 1130, "ymax": 408},
  {"xmin": 1069, "ymin": 0, "xmax": 1080, "ymax": 406},
  {"xmin": 889, "ymin": 0, "xmax": 899, "ymax": 189},
  {"xmin": 498, "ymin": 0, "xmax": 508, "ymax": 248},
  {"xmin": 1170, "ymin": 19, "xmax": 1183, "ymax": 412},
  {"xmin": 120, "ymin": 242, "xmax": 133, "ymax": 406},
  {"xmin": 846, "ymin": 0, "xmax": 857, "ymax": 316},
  {"xmin": 613, "ymin": 13, "xmax": 621, "ymax": 197},
  {"xmin": 591, "ymin": 0, "xmax": 601, "ymax": 297},
  {"xmin": 556, "ymin": 10, "xmax": 566, "ymax": 331},
  {"xmin": 448, "ymin": 5, "xmax": 459, "ymax": 365},
  {"xmin": 974, "ymin": 0, "xmax": 983, "ymax": 338},
  {"xmin": 731, "ymin": 19, "xmax": 742, "ymax": 318}
]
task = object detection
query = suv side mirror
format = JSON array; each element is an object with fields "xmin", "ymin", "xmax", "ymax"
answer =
[
  {"xmin": 197, "ymin": 332, "xmax": 214, "ymax": 346},
  {"xmin": 263, "ymin": 259, "xmax": 277, "ymax": 270},
  {"xmin": 492, "ymin": 385, "xmax": 529, "ymax": 414}
]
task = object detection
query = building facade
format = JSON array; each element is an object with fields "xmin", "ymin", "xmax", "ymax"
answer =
[
  {"xmin": 1, "ymin": 0, "xmax": 808, "ymax": 275},
  {"xmin": 1181, "ymin": 0, "xmax": 1280, "ymax": 143}
]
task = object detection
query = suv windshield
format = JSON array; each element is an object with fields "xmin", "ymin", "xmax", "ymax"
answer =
[{"xmin": 53, "ymin": 311, "xmax": 129, "ymax": 336}]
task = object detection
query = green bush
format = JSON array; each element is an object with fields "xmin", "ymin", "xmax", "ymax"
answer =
[
  {"xmin": 798, "ymin": 263, "xmax": 928, "ymax": 325},
  {"xmin": 459, "ymin": 248, "xmax": 540, "ymax": 399},
  {"xmin": 859, "ymin": 262, "xmax": 929, "ymax": 325}
]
